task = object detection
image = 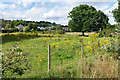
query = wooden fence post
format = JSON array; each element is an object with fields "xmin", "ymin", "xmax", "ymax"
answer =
[
  {"xmin": 48, "ymin": 44, "xmax": 50, "ymax": 72},
  {"xmin": 98, "ymin": 40, "xmax": 100, "ymax": 55},
  {"xmin": 81, "ymin": 40, "xmax": 84, "ymax": 57}
]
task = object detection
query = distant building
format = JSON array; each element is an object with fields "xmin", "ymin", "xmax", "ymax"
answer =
[
  {"xmin": 16, "ymin": 24, "xmax": 24, "ymax": 31},
  {"xmin": 62, "ymin": 26, "xmax": 71, "ymax": 31},
  {"xmin": 37, "ymin": 26, "xmax": 45, "ymax": 30}
]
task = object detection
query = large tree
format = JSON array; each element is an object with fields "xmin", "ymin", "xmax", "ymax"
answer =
[{"xmin": 68, "ymin": 4, "xmax": 109, "ymax": 35}]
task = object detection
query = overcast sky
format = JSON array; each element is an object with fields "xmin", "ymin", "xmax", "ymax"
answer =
[{"xmin": 0, "ymin": 0, "xmax": 118, "ymax": 25}]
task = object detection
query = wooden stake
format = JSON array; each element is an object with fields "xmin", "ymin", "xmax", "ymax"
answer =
[
  {"xmin": 81, "ymin": 40, "xmax": 84, "ymax": 57},
  {"xmin": 48, "ymin": 44, "xmax": 50, "ymax": 72},
  {"xmin": 98, "ymin": 40, "xmax": 100, "ymax": 55}
]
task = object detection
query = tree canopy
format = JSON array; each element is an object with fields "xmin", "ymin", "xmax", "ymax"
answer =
[{"xmin": 68, "ymin": 4, "xmax": 109, "ymax": 35}]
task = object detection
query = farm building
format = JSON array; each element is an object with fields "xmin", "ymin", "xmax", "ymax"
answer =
[
  {"xmin": 16, "ymin": 24, "xmax": 24, "ymax": 31},
  {"xmin": 37, "ymin": 26, "xmax": 45, "ymax": 30},
  {"xmin": 62, "ymin": 26, "xmax": 71, "ymax": 31}
]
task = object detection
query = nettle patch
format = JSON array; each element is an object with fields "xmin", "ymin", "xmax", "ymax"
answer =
[{"xmin": 2, "ymin": 45, "xmax": 30, "ymax": 78}]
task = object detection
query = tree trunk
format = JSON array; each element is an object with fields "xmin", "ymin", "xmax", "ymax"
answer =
[{"xmin": 82, "ymin": 31, "xmax": 85, "ymax": 36}]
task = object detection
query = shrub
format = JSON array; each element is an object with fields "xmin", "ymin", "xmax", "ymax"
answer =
[
  {"xmin": 23, "ymin": 26, "xmax": 30, "ymax": 32},
  {"xmin": 2, "ymin": 45, "xmax": 30, "ymax": 78},
  {"xmin": 10, "ymin": 28, "xmax": 19, "ymax": 32},
  {"xmin": 30, "ymin": 28, "xmax": 34, "ymax": 32},
  {"xmin": 99, "ymin": 29, "xmax": 114, "ymax": 37},
  {"xmin": 51, "ymin": 26, "xmax": 57, "ymax": 30}
]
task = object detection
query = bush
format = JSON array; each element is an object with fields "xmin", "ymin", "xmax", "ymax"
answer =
[
  {"xmin": 23, "ymin": 26, "xmax": 30, "ymax": 32},
  {"xmin": 30, "ymin": 28, "xmax": 34, "ymax": 32},
  {"xmin": 99, "ymin": 29, "xmax": 114, "ymax": 37},
  {"xmin": 2, "ymin": 45, "xmax": 30, "ymax": 78},
  {"xmin": 10, "ymin": 28, "xmax": 19, "ymax": 32},
  {"xmin": 1, "ymin": 32, "xmax": 39, "ymax": 43},
  {"xmin": 44, "ymin": 28, "xmax": 48, "ymax": 31},
  {"xmin": 51, "ymin": 26, "xmax": 57, "ymax": 30}
]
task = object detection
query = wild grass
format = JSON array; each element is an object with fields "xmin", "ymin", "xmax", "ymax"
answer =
[{"xmin": 1, "ymin": 32, "xmax": 118, "ymax": 78}]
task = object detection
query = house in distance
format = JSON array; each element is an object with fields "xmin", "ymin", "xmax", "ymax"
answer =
[
  {"xmin": 16, "ymin": 24, "xmax": 24, "ymax": 31},
  {"xmin": 62, "ymin": 25, "xmax": 71, "ymax": 31}
]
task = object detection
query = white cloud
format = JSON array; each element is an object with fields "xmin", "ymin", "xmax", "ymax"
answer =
[
  {"xmin": 10, "ymin": 4, "xmax": 16, "ymax": 8},
  {"xmin": 0, "ymin": 2, "xmax": 18, "ymax": 10},
  {"xmin": 25, "ymin": 6, "xmax": 46, "ymax": 19},
  {"xmin": 94, "ymin": 4, "xmax": 110, "ymax": 11},
  {"xmin": 0, "ymin": 1, "xmax": 118, "ymax": 25},
  {"xmin": 0, "ymin": 0, "xmax": 117, "ymax": 2},
  {"xmin": 105, "ymin": 2, "xmax": 118, "ymax": 14},
  {"xmin": 104, "ymin": 2, "xmax": 118, "ymax": 24},
  {"xmin": 0, "ymin": 3, "xmax": 8, "ymax": 9}
]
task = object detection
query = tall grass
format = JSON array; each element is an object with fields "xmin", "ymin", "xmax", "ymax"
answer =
[{"xmin": 1, "ymin": 32, "xmax": 118, "ymax": 78}]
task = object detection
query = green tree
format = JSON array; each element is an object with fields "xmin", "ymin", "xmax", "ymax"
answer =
[
  {"xmin": 28, "ymin": 22, "xmax": 33, "ymax": 29},
  {"xmin": 51, "ymin": 26, "xmax": 56, "ymax": 30},
  {"xmin": 23, "ymin": 26, "xmax": 30, "ymax": 32},
  {"xmin": 112, "ymin": 0, "xmax": 120, "ymax": 54},
  {"xmin": 68, "ymin": 4, "xmax": 109, "ymax": 35},
  {"xmin": 112, "ymin": 0, "xmax": 120, "ymax": 23},
  {"xmin": 32, "ymin": 23, "xmax": 38, "ymax": 30},
  {"xmin": 56, "ymin": 24, "xmax": 62, "ymax": 30},
  {"xmin": 5, "ymin": 24, "xmax": 11, "ymax": 30},
  {"xmin": 112, "ymin": 0, "xmax": 120, "ymax": 33},
  {"xmin": 30, "ymin": 28, "xmax": 34, "ymax": 32}
]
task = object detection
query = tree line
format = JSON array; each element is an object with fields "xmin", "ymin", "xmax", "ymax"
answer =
[{"xmin": 0, "ymin": 19, "xmax": 70, "ymax": 33}]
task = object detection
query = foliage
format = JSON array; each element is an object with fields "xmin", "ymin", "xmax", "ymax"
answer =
[
  {"xmin": 112, "ymin": 0, "xmax": 120, "ymax": 23},
  {"xmin": 23, "ymin": 26, "xmax": 30, "ymax": 32},
  {"xmin": 1, "ymin": 32, "xmax": 39, "ymax": 44},
  {"xmin": 0, "ymin": 32, "xmax": 55, "ymax": 44},
  {"xmin": 30, "ymin": 28, "xmax": 34, "ymax": 32},
  {"xmin": 51, "ymin": 26, "xmax": 57, "ymax": 30},
  {"xmin": 56, "ymin": 24, "xmax": 62, "ymax": 30},
  {"xmin": 10, "ymin": 28, "xmax": 19, "ymax": 32},
  {"xmin": 68, "ymin": 4, "xmax": 109, "ymax": 35},
  {"xmin": 2, "ymin": 45, "xmax": 30, "ymax": 78},
  {"xmin": 99, "ymin": 29, "xmax": 114, "ymax": 37},
  {"xmin": 44, "ymin": 27, "xmax": 48, "ymax": 31},
  {"xmin": 5, "ymin": 24, "xmax": 11, "ymax": 30},
  {"xmin": 1, "ymin": 19, "xmax": 63, "ymax": 31},
  {"xmin": 2, "ymin": 32, "xmax": 118, "ymax": 78},
  {"xmin": 112, "ymin": 0, "xmax": 120, "ymax": 55}
]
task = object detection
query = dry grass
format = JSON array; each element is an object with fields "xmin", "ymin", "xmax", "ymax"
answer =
[
  {"xmin": 65, "ymin": 32, "xmax": 96, "ymax": 35},
  {"xmin": 77, "ymin": 54, "xmax": 118, "ymax": 78}
]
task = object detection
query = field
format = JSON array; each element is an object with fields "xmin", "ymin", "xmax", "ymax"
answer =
[{"xmin": 1, "ymin": 32, "xmax": 119, "ymax": 78}]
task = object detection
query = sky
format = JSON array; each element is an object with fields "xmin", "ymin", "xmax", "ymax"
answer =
[{"xmin": 0, "ymin": 0, "xmax": 118, "ymax": 25}]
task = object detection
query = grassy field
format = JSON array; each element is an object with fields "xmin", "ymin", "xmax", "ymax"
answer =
[{"xmin": 1, "ymin": 32, "xmax": 119, "ymax": 78}]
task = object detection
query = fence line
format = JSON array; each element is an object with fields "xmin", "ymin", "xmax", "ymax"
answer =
[
  {"xmin": 47, "ymin": 39, "xmax": 101, "ymax": 71},
  {"xmin": 81, "ymin": 40, "xmax": 84, "ymax": 57},
  {"xmin": 98, "ymin": 40, "xmax": 100, "ymax": 55}
]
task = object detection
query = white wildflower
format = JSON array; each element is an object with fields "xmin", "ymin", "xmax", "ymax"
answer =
[{"xmin": 20, "ymin": 52, "xmax": 23, "ymax": 55}]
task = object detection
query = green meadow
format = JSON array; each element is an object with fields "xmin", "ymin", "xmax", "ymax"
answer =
[{"xmin": 1, "ymin": 32, "xmax": 118, "ymax": 78}]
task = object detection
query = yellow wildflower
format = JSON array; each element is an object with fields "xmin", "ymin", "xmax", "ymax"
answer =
[
  {"xmin": 37, "ymin": 63, "xmax": 39, "ymax": 65},
  {"xmin": 78, "ymin": 52, "xmax": 82, "ymax": 55},
  {"xmin": 87, "ymin": 46, "xmax": 92, "ymax": 50}
]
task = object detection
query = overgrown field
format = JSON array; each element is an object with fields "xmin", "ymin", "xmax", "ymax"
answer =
[{"xmin": 1, "ymin": 32, "xmax": 119, "ymax": 78}]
